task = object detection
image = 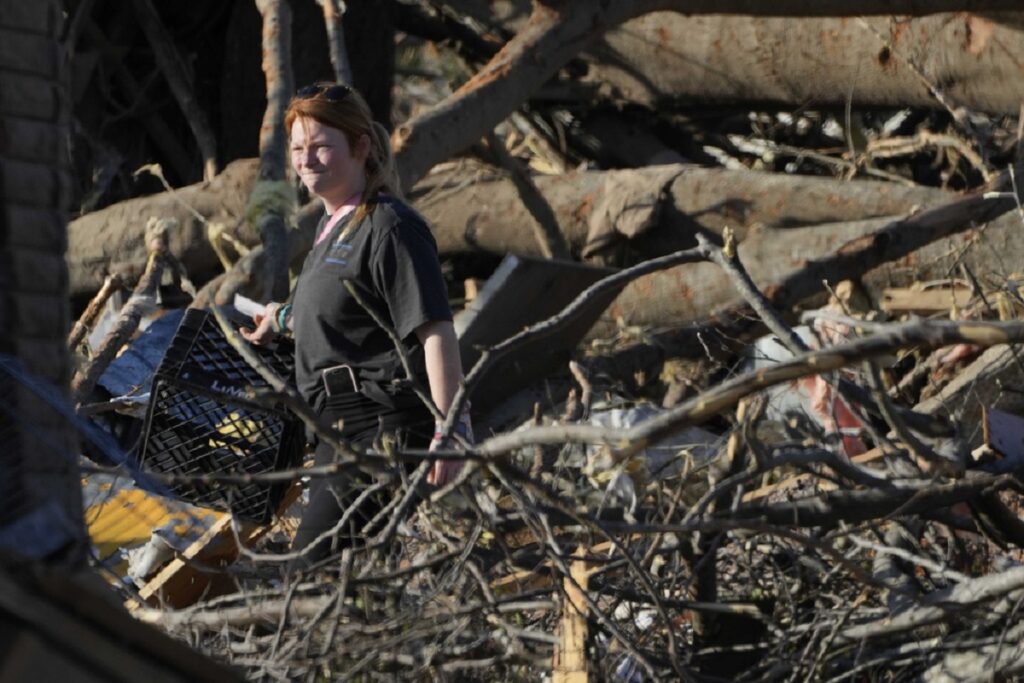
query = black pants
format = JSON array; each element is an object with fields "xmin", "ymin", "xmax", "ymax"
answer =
[{"xmin": 288, "ymin": 385, "xmax": 431, "ymax": 570}]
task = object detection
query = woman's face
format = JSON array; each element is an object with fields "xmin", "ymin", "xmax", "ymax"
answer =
[{"xmin": 290, "ymin": 117, "xmax": 368, "ymax": 211}]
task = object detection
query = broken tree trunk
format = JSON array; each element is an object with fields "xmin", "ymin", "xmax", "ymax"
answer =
[
  {"xmin": 446, "ymin": 0, "xmax": 1024, "ymax": 21},
  {"xmin": 71, "ymin": 218, "xmax": 171, "ymax": 403},
  {"xmin": 604, "ymin": 165, "xmax": 1024, "ymax": 375},
  {"xmin": 67, "ymin": 159, "xmax": 260, "ymax": 299},
  {"xmin": 68, "ymin": 160, "xmax": 945, "ymax": 300},
  {"xmin": 584, "ymin": 12, "xmax": 1024, "ymax": 115},
  {"xmin": 598, "ymin": 175, "xmax": 1024, "ymax": 335},
  {"xmin": 444, "ymin": 3, "xmax": 1024, "ymax": 115},
  {"xmin": 394, "ymin": 5, "xmax": 1024, "ymax": 187},
  {"xmin": 391, "ymin": 0, "xmax": 673, "ymax": 190},
  {"xmin": 915, "ymin": 344, "xmax": 1024, "ymax": 448},
  {"xmin": 413, "ymin": 162, "xmax": 946, "ymax": 259},
  {"xmin": 593, "ymin": 216, "xmax": 895, "ymax": 337}
]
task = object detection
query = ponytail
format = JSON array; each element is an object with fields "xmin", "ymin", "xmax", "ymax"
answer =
[{"xmin": 350, "ymin": 121, "xmax": 401, "ymax": 226}]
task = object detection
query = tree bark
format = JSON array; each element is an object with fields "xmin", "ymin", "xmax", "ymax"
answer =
[
  {"xmin": 443, "ymin": 0, "xmax": 1024, "ymax": 21},
  {"xmin": 583, "ymin": 12, "xmax": 1024, "ymax": 115},
  {"xmin": 413, "ymin": 163, "xmax": 945, "ymax": 258},
  {"xmin": 320, "ymin": 0, "xmax": 353, "ymax": 85},
  {"xmin": 253, "ymin": 0, "xmax": 294, "ymax": 302},
  {"xmin": 68, "ymin": 161, "xmax": 945, "ymax": 299},
  {"xmin": 67, "ymin": 159, "xmax": 260, "ymax": 299},
  {"xmin": 395, "ymin": 4, "xmax": 1024, "ymax": 188},
  {"xmin": 593, "ymin": 163, "xmax": 1024, "ymax": 334}
]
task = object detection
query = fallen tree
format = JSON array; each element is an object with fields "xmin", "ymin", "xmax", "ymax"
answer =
[
  {"xmin": 601, "ymin": 162, "xmax": 1024, "ymax": 368},
  {"xmin": 598, "ymin": 206, "xmax": 1024, "ymax": 335},
  {"xmin": 66, "ymin": 159, "xmax": 260, "ymax": 299},
  {"xmin": 442, "ymin": 4, "xmax": 1024, "ymax": 114},
  {"xmin": 413, "ymin": 162, "xmax": 946, "ymax": 259},
  {"xmin": 583, "ymin": 12, "xmax": 1024, "ymax": 115},
  {"xmin": 591, "ymin": 216, "xmax": 895, "ymax": 337},
  {"xmin": 394, "ymin": 4, "xmax": 1024, "ymax": 188},
  {"xmin": 67, "ymin": 159, "xmax": 945, "ymax": 299}
]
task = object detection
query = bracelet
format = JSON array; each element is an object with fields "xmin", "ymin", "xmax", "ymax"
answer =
[
  {"xmin": 434, "ymin": 414, "xmax": 471, "ymax": 439},
  {"xmin": 275, "ymin": 303, "xmax": 292, "ymax": 333}
]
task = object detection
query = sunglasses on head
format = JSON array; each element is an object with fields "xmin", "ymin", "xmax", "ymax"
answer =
[{"xmin": 296, "ymin": 84, "xmax": 352, "ymax": 102}]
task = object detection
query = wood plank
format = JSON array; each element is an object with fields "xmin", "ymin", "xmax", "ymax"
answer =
[
  {"xmin": 134, "ymin": 483, "xmax": 301, "ymax": 609},
  {"xmin": 135, "ymin": 515, "xmax": 250, "ymax": 608},
  {"xmin": 880, "ymin": 286, "xmax": 972, "ymax": 314},
  {"xmin": 553, "ymin": 550, "xmax": 591, "ymax": 683}
]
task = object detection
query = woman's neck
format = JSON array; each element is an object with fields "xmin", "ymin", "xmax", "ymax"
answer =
[{"xmin": 322, "ymin": 179, "xmax": 366, "ymax": 214}]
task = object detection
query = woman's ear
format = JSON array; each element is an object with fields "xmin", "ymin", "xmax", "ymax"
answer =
[{"xmin": 354, "ymin": 133, "xmax": 371, "ymax": 162}]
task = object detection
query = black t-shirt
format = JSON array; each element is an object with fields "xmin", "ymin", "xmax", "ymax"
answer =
[{"xmin": 291, "ymin": 197, "xmax": 452, "ymax": 404}]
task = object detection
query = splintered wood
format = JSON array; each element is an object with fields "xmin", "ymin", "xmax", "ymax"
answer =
[{"xmin": 553, "ymin": 550, "xmax": 592, "ymax": 683}]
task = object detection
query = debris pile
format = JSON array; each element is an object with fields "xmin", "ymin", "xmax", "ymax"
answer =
[
  {"xmin": 36, "ymin": 3, "xmax": 1024, "ymax": 681},
  {"xmin": 70, "ymin": 217, "xmax": 1024, "ymax": 680}
]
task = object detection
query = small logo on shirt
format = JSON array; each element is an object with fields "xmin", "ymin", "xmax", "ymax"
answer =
[{"xmin": 325, "ymin": 241, "xmax": 353, "ymax": 266}]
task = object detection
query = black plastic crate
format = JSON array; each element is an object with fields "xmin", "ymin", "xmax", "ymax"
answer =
[{"xmin": 138, "ymin": 309, "xmax": 302, "ymax": 523}]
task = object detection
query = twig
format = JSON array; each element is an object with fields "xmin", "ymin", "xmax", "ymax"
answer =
[
  {"xmin": 341, "ymin": 281, "xmax": 444, "ymax": 424},
  {"xmin": 837, "ymin": 565, "xmax": 1024, "ymax": 644},
  {"xmin": 233, "ymin": 482, "xmax": 385, "ymax": 564},
  {"xmin": 445, "ymin": 247, "xmax": 705, "ymax": 443},
  {"xmin": 320, "ymin": 548, "xmax": 352, "ymax": 656},
  {"xmin": 209, "ymin": 305, "xmax": 362, "ymax": 466},
  {"xmin": 568, "ymin": 360, "xmax": 592, "ymax": 420},
  {"xmin": 70, "ymin": 219, "xmax": 170, "ymax": 403},
  {"xmin": 68, "ymin": 273, "xmax": 124, "ymax": 351},
  {"xmin": 863, "ymin": 357, "xmax": 959, "ymax": 474},
  {"xmin": 697, "ymin": 229, "xmax": 807, "ymax": 355},
  {"xmin": 851, "ymin": 533, "xmax": 968, "ymax": 584}
]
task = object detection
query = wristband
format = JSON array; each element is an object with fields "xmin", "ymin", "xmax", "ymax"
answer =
[
  {"xmin": 434, "ymin": 409, "xmax": 472, "ymax": 441},
  {"xmin": 274, "ymin": 303, "xmax": 292, "ymax": 333},
  {"xmin": 433, "ymin": 423, "xmax": 470, "ymax": 440}
]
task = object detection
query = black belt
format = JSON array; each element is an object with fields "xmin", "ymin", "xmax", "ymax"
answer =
[{"xmin": 319, "ymin": 364, "xmax": 419, "ymax": 412}]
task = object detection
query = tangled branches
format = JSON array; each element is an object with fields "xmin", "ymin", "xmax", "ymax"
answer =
[{"xmin": 124, "ymin": 167, "xmax": 1024, "ymax": 682}]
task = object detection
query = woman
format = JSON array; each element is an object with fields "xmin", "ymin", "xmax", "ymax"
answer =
[{"xmin": 241, "ymin": 83, "xmax": 470, "ymax": 565}]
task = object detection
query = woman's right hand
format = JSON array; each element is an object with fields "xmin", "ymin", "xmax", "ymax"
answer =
[{"xmin": 239, "ymin": 304, "xmax": 278, "ymax": 346}]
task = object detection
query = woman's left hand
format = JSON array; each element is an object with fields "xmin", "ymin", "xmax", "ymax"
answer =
[
  {"xmin": 427, "ymin": 416, "xmax": 472, "ymax": 486},
  {"xmin": 426, "ymin": 456, "xmax": 463, "ymax": 487}
]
